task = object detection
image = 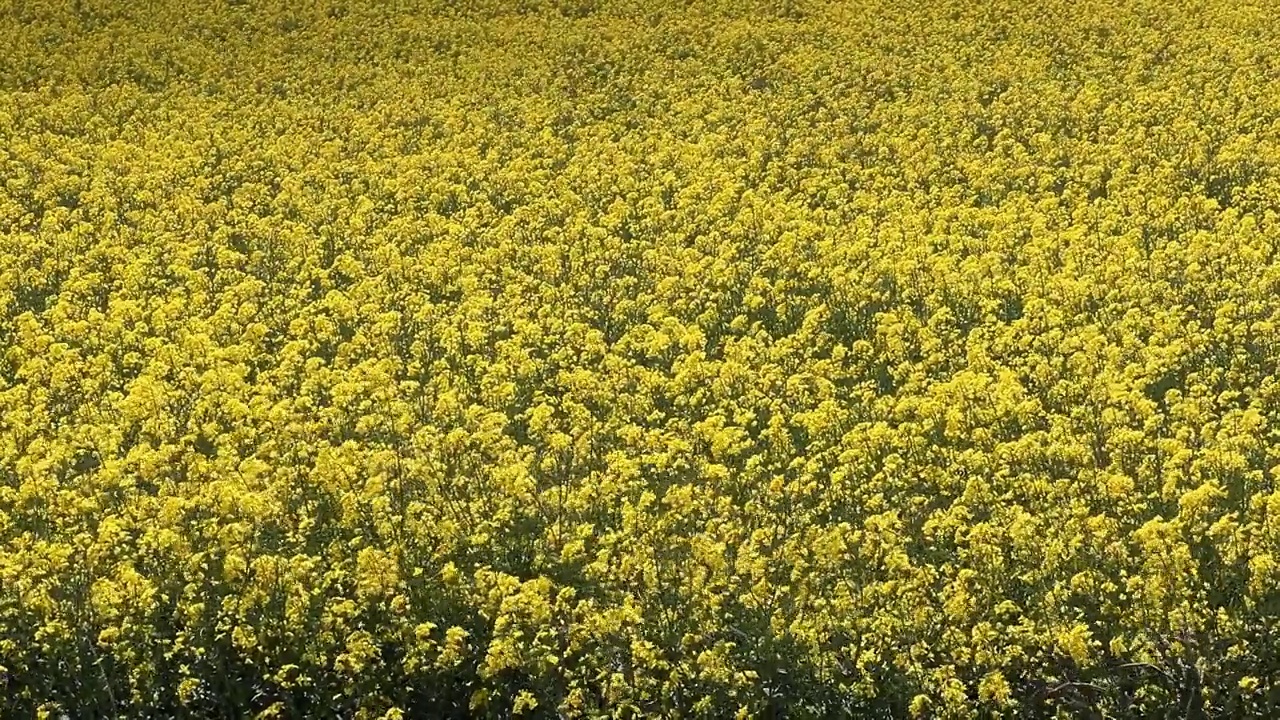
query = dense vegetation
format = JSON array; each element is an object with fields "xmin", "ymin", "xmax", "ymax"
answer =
[{"xmin": 3, "ymin": 0, "xmax": 1280, "ymax": 716}]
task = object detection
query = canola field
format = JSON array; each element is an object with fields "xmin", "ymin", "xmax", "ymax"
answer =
[{"xmin": 3, "ymin": 0, "xmax": 1280, "ymax": 716}]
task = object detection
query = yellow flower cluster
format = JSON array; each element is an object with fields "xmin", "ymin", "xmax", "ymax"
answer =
[{"xmin": 3, "ymin": 0, "xmax": 1280, "ymax": 717}]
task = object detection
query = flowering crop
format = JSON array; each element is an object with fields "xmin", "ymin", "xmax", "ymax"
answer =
[{"xmin": 3, "ymin": 0, "xmax": 1280, "ymax": 717}]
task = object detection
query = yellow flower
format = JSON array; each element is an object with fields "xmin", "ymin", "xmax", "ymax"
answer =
[
  {"xmin": 978, "ymin": 670, "xmax": 1012, "ymax": 707},
  {"xmin": 512, "ymin": 690, "xmax": 539, "ymax": 715}
]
